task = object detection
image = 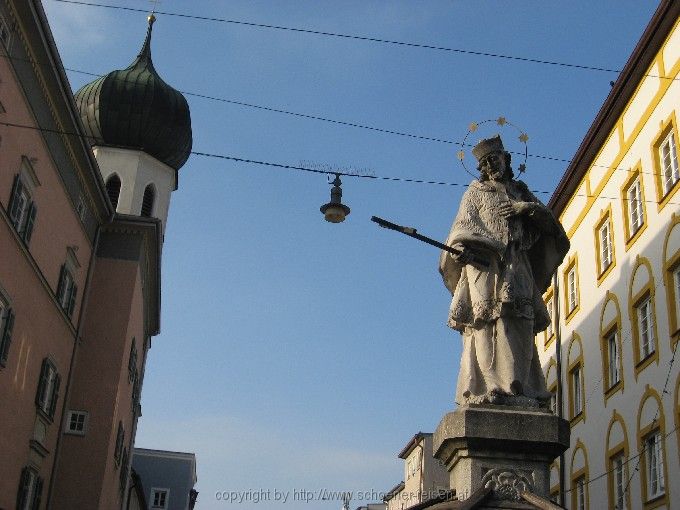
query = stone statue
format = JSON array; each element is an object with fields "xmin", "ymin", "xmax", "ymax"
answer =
[{"xmin": 439, "ymin": 135, "xmax": 569, "ymax": 407}]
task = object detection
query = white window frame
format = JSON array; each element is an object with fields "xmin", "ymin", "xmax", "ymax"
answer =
[
  {"xmin": 65, "ymin": 410, "xmax": 88, "ymax": 436},
  {"xmin": 36, "ymin": 359, "xmax": 58, "ymax": 417},
  {"xmin": 546, "ymin": 296, "xmax": 554, "ymax": 339},
  {"xmin": 611, "ymin": 452, "xmax": 625, "ymax": 510},
  {"xmin": 606, "ymin": 330, "xmax": 620, "ymax": 388},
  {"xmin": 571, "ymin": 365, "xmax": 582, "ymax": 417},
  {"xmin": 660, "ymin": 130, "xmax": 679, "ymax": 196},
  {"xmin": 599, "ymin": 218, "xmax": 613, "ymax": 271},
  {"xmin": 567, "ymin": 267, "xmax": 577, "ymax": 313},
  {"xmin": 645, "ymin": 431, "xmax": 665, "ymax": 499},
  {"xmin": 151, "ymin": 488, "xmax": 170, "ymax": 509},
  {"xmin": 56, "ymin": 250, "xmax": 79, "ymax": 319},
  {"xmin": 575, "ymin": 476, "xmax": 585, "ymax": 510},
  {"xmin": 637, "ymin": 296, "xmax": 655, "ymax": 359},
  {"xmin": 627, "ymin": 177, "xmax": 644, "ymax": 234}
]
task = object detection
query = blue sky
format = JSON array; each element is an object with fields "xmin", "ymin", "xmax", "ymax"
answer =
[{"xmin": 43, "ymin": 1, "xmax": 658, "ymax": 508}]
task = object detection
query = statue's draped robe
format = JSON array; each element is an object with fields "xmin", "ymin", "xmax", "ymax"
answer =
[{"xmin": 439, "ymin": 179, "xmax": 569, "ymax": 404}]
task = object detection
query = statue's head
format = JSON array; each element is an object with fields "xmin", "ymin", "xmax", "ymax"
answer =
[{"xmin": 473, "ymin": 134, "xmax": 514, "ymax": 181}]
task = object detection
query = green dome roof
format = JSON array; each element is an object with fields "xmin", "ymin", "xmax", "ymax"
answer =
[{"xmin": 74, "ymin": 17, "xmax": 192, "ymax": 170}]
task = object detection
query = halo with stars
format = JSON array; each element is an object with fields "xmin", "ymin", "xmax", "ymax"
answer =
[{"xmin": 456, "ymin": 117, "xmax": 529, "ymax": 178}]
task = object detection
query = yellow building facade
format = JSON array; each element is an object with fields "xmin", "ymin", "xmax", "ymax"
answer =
[{"xmin": 538, "ymin": 2, "xmax": 680, "ymax": 509}]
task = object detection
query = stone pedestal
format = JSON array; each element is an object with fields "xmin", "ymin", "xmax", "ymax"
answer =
[{"xmin": 433, "ymin": 405, "xmax": 569, "ymax": 504}]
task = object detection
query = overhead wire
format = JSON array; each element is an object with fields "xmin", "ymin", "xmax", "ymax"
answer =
[
  {"xmin": 51, "ymin": 0, "xmax": 678, "ymax": 82},
  {"xmin": 1, "ymin": 52, "xmax": 673, "ymax": 181},
  {"xmin": 1, "ymin": 119, "xmax": 679, "ymax": 207}
]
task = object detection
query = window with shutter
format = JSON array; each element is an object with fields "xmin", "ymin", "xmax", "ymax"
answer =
[
  {"xmin": 115, "ymin": 422, "xmax": 124, "ymax": 464},
  {"xmin": 16, "ymin": 466, "xmax": 42, "ymax": 510},
  {"xmin": 8, "ymin": 174, "xmax": 37, "ymax": 245},
  {"xmin": 56, "ymin": 264, "xmax": 77, "ymax": 318},
  {"xmin": 35, "ymin": 358, "xmax": 59, "ymax": 419},
  {"xmin": 128, "ymin": 340, "xmax": 137, "ymax": 383},
  {"xmin": 0, "ymin": 295, "xmax": 14, "ymax": 366},
  {"xmin": 119, "ymin": 447, "xmax": 129, "ymax": 491}
]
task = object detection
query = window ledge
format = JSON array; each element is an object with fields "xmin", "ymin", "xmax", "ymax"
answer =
[
  {"xmin": 604, "ymin": 381, "xmax": 623, "ymax": 400},
  {"xmin": 635, "ymin": 351, "xmax": 658, "ymax": 377},
  {"xmin": 597, "ymin": 262, "xmax": 616, "ymax": 286},
  {"xmin": 569, "ymin": 412, "xmax": 584, "ymax": 427},
  {"xmin": 624, "ymin": 222, "xmax": 647, "ymax": 251},
  {"xmin": 29, "ymin": 439, "xmax": 49, "ymax": 458}
]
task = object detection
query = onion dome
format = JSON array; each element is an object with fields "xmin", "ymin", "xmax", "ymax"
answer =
[{"xmin": 74, "ymin": 15, "xmax": 192, "ymax": 170}]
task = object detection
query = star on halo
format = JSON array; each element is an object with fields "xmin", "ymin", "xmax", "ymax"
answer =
[
  {"xmin": 519, "ymin": 133, "xmax": 529, "ymax": 143},
  {"xmin": 496, "ymin": 117, "xmax": 507, "ymax": 126}
]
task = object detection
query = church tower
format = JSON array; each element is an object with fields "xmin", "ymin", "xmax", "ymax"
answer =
[
  {"xmin": 74, "ymin": 14, "xmax": 192, "ymax": 233},
  {"xmin": 50, "ymin": 15, "xmax": 191, "ymax": 509}
]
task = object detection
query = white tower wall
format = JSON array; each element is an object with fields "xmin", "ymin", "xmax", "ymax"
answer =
[{"xmin": 93, "ymin": 145, "xmax": 176, "ymax": 233}]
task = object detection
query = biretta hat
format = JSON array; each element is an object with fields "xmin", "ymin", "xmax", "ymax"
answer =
[{"xmin": 472, "ymin": 134, "xmax": 505, "ymax": 162}]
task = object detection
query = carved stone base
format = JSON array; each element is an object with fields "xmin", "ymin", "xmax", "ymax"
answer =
[{"xmin": 433, "ymin": 405, "xmax": 569, "ymax": 505}]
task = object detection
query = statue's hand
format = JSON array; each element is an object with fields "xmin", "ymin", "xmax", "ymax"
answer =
[
  {"xmin": 451, "ymin": 243, "xmax": 473, "ymax": 264},
  {"xmin": 499, "ymin": 200, "xmax": 533, "ymax": 217}
]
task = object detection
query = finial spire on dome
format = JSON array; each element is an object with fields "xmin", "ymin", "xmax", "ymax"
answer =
[{"xmin": 138, "ymin": 7, "xmax": 157, "ymax": 59}]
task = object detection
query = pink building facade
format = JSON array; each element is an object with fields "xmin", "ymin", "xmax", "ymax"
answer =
[{"xmin": 0, "ymin": 1, "xmax": 190, "ymax": 508}]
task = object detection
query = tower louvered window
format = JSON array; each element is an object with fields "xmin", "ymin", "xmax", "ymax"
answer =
[
  {"xmin": 105, "ymin": 174, "xmax": 121, "ymax": 211},
  {"xmin": 141, "ymin": 184, "xmax": 155, "ymax": 217}
]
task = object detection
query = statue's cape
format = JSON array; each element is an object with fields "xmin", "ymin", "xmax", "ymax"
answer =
[{"xmin": 439, "ymin": 179, "xmax": 569, "ymax": 296}]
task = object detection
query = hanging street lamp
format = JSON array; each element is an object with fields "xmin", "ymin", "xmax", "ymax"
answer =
[{"xmin": 320, "ymin": 174, "xmax": 350, "ymax": 223}]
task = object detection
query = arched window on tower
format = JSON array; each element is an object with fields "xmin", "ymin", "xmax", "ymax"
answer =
[
  {"xmin": 105, "ymin": 174, "xmax": 121, "ymax": 211},
  {"xmin": 141, "ymin": 184, "xmax": 155, "ymax": 217}
]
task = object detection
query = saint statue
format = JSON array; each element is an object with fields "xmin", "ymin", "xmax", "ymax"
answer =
[{"xmin": 439, "ymin": 135, "xmax": 569, "ymax": 407}]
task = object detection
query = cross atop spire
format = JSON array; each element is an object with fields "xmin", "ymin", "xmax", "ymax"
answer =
[{"xmin": 149, "ymin": 0, "xmax": 162, "ymax": 14}]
